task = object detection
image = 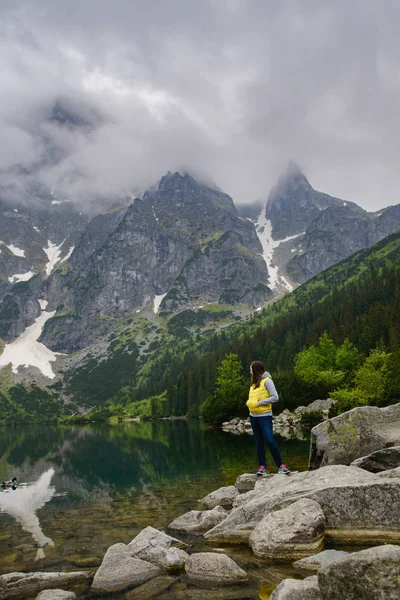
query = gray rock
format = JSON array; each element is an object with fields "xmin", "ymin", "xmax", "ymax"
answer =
[
  {"xmin": 378, "ymin": 466, "xmax": 400, "ymax": 479},
  {"xmin": 0, "ymin": 571, "xmax": 92, "ymax": 599},
  {"xmin": 204, "ymin": 465, "xmax": 400, "ymax": 545},
  {"xmin": 168, "ymin": 506, "xmax": 228, "ymax": 534},
  {"xmin": 158, "ymin": 547, "xmax": 190, "ymax": 571},
  {"xmin": 235, "ymin": 473, "xmax": 257, "ymax": 493},
  {"xmin": 309, "ymin": 403, "xmax": 400, "ymax": 469},
  {"xmin": 293, "ymin": 549, "xmax": 349, "ymax": 573},
  {"xmin": 91, "ymin": 543, "xmax": 161, "ymax": 593},
  {"xmin": 350, "ymin": 445, "xmax": 400, "ymax": 473},
  {"xmin": 296, "ymin": 399, "xmax": 336, "ymax": 414},
  {"xmin": 200, "ymin": 485, "xmax": 239, "ymax": 509},
  {"xmin": 36, "ymin": 591, "xmax": 77, "ymax": 600},
  {"xmin": 185, "ymin": 552, "xmax": 248, "ymax": 587},
  {"xmin": 270, "ymin": 575, "xmax": 320, "ymax": 600},
  {"xmin": 249, "ymin": 498, "xmax": 325, "ymax": 560},
  {"xmin": 126, "ymin": 526, "xmax": 187, "ymax": 564},
  {"xmin": 318, "ymin": 544, "xmax": 400, "ymax": 599},
  {"xmin": 125, "ymin": 575, "xmax": 175, "ymax": 599}
]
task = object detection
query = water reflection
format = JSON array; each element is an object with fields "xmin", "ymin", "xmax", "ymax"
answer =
[
  {"xmin": 0, "ymin": 468, "xmax": 55, "ymax": 559},
  {"xmin": 0, "ymin": 421, "xmax": 309, "ymax": 575}
]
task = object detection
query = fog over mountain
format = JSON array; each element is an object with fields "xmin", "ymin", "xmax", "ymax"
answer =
[{"xmin": 1, "ymin": 0, "xmax": 399, "ymax": 211}]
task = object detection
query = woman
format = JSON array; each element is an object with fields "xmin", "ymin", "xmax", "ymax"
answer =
[{"xmin": 246, "ymin": 361, "xmax": 290, "ymax": 476}]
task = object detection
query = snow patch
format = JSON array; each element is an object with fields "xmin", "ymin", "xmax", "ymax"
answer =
[
  {"xmin": 1, "ymin": 243, "xmax": 26, "ymax": 257},
  {"xmin": 38, "ymin": 299, "xmax": 48, "ymax": 310},
  {"xmin": 0, "ymin": 311, "xmax": 59, "ymax": 379},
  {"xmin": 153, "ymin": 293, "xmax": 167, "ymax": 313},
  {"xmin": 151, "ymin": 206, "xmax": 159, "ymax": 222},
  {"xmin": 14, "ymin": 209, "xmax": 18, "ymax": 213},
  {"xmin": 279, "ymin": 275, "xmax": 294, "ymax": 292},
  {"xmin": 8, "ymin": 271, "xmax": 34, "ymax": 283},
  {"xmin": 255, "ymin": 307, "xmax": 262, "ymax": 312},
  {"xmin": 255, "ymin": 210, "xmax": 305, "ymax": 290},
  {"xmin": 43, "ymin": 239, "xmax": 65, "ymax": 276},
  {"xmin": 51, "ymin": 200, "xmax": 64, "ymax": 205},
  {"xmin": 33, "ymin": 226, "xmax": 40, "ymax": 233},
  {"xmin": 135, "ymin": 309, "xmax": 141, "ymax": 313}
]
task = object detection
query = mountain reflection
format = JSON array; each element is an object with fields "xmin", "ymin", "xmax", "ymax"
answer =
[{"xmin": 0, "ymin": 468, "xmax": 55, "ymax": 557}]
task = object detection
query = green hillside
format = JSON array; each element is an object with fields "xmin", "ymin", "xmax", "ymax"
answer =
[{"xmin": 77, "ymin": 229, "xmax": 400, "ymax": 419}]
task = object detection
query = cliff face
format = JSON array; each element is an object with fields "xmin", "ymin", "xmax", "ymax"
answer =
[
  {"xmin": 287, "ymin": 203, "xmax": 400, "ymax": 282},
  {"xmin": 38, "ymin": 173, "xmax": 270, "ymax": 351}
]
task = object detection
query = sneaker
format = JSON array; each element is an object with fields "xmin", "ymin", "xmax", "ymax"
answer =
[
  {"xmin": 278, "ymin": 464, "xmax": 291, "ymax": 475},
  {"xmin": 256, "ymin": 465, "xmax": 267, "ymax": 476}
]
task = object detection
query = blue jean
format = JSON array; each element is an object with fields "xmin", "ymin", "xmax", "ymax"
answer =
[{"xmin": 250, "ymin": 415, "xmax": 283, "ymax": 468}]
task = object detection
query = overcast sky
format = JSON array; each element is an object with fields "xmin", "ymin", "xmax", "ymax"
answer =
[{"xmin": 1, "ymin": 0, "xmax": 399, "ymax": 211}]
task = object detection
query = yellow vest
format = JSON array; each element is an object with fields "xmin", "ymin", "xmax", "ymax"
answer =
[{"xmin": 246, "ymin": 377, "xmax": 272, "ymax": 414}]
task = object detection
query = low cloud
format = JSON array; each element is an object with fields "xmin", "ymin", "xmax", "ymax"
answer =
[{"xmin": 0, "ymin": 0, "xmax": 399, "ymax": 211}]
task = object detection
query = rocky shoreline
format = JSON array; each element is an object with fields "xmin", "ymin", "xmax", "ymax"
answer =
[
  {"xmin": 1, "ymin": 402, "xmax": 400, "ymax": 599},
  {"xmin": 221, "ymin": 398, "xmax": 335, "ymax": 440}
]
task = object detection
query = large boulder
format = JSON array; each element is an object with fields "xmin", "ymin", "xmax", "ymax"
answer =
[
  {"xmin": 91, "ymin": 543, "xmax": 161, "ymax": 594},
  {"xmin": 200, "ymin": 485, "xmax": 239, "ymax": 509},
  {"xmin": 126, "ymin": 526, "xmax": 188, "ymax": 569},
  {"xmin": 293, "ymin": 549, "xmax": 349, "ymax": 574},
  {"xmin": 185, "ymin": 552, "xmax": 248, "ymax": 587},
  {"xmin": 168, "ymin": 506, "xmax": 228, "ymax": 534},
  {"xmin": 0, "ymin": 572, "xmax": 92, "ymax": 599},
  {"xmin": 318, "ymin": 544, "xmax": 400, "ymax": 599},
  {"xmin": 249, "ymin": 498, "xmax": 325, "ymax": 560},
  {"xmin": 350, "ymin": 446, "xmax": 400, "ymax": 472},
  {"xmin": 204, "ymin": 465, "xmax": 400, "ymax": 545},
  {"xmin": 270, "ymin": 576, "xmax": 320, "ymax": 600},
  {"xmin": 309, "ymin": 403, "xmax": 400, "ymax": 469}
]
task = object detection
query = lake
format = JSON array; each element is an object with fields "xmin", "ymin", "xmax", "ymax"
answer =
[{"xmin": 0, "ymin": 420, "xmax": 309, "ymax": 596}]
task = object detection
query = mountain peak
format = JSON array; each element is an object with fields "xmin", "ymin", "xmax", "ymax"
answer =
[
  {"xmin": 277, "ymin": 161, "xmax": 312, "ymax": 192},
  {"xmin": 158, "ymin": 171, "xmax": 195, "ymax": 192}
]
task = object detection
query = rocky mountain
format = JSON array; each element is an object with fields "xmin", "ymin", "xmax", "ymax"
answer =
[
  {"xmin": 286, "ymin": 201, "xmax": 400, "ymax": 283},
  {"xmin": 265, "ymin": 161, "xmax": 359, "ymax": 240},
  {"xmin": 239, "ymin": 163, "xmax": 400, "ymax": 288},
  {"xmin": 1, "ymin": 163, "xmax": 400, "ymax": 390},
  {"xmin": 35, "ymin": 172, "xmax": 270, "ymax": 352}
]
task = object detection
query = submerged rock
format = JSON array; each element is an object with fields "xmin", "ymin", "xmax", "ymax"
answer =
[
  {"xmin": 249, "ymin": 498, "xmax": 325, "ymax": 560},
  {"xmin": 91, "ymin": 543, "xmax": 161, "ymax": 593},
  {"xmin": 168, "ymin": 506, "xmax": 228, "ymax": 534},
  {"xmin": 0, "ymin": 571, "xmax": 92, "ymax": 599},
  {"xmin": 293, "ymin": 549, "xmax": 349, "ymax": 574},
  {"xmin": 125, "ymin": 575, "xmax": 175, "ymax": 599},
  {"xmin": 309, "ymin": 402, "xmax": 400, "ymax": 469},
  {"xmin": 200, "ymin": 485, "xmax": 239, "ymax": 509},
  {"xmin": 270, "ymin": 576, "xmax": 320, "ymax": 600},
  {"xmin": 350, "ymin": 445, "xmax": 400, "ymax": 473},
  {"xmin": 36, "ymin": 591, "xmax": 77, "ymax": 600},
  {"xmin": 185, "ymin": 552, "xmax": 248, "ymax": 587},
  {"xmin": 204, "ymin": 465, "xmax": 400, "ymax": 545},
  {"xmin": 318, "ymin": 544, "xmax": 400, "ymax": 599}
]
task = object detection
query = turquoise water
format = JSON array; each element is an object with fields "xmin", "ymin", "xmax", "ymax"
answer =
[{"xmin": 0, "ymin": 420, "xmax": 309, "ymax": 592}]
